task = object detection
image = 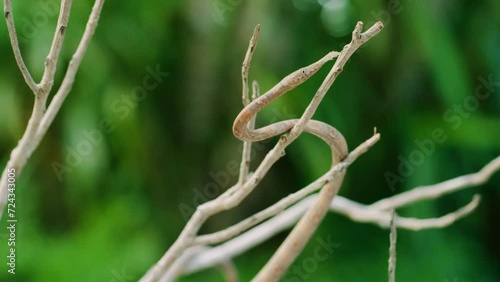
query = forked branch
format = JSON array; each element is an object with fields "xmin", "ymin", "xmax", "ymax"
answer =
[
  {"xmin": 141, "ymin": 21, "xmax": 384, "ymax": 282},
  {"xmin": 161, "ymin": 156, "xmax": 496, "ymax": 278},
  {"xmin": 0, "ymin": 0, "xmax": 105, "ymax": 218}
]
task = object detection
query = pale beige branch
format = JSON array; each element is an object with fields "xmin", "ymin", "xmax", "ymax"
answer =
[
  {"xmin": 238, "ymin": 25, "xmax": 260, "ymax": 185},
  {"xmin": 195, "ymin": 133, "xmax": 380, "ymax": 246},
  {"xmin": 3, "ymin": 0, "xmax": 38, "ymax": 94},
  {"xmin": 39, "ymin": 0, "xmax": 73, "ymax": 94},
  {"xmin": 159, "ymin": 247, "xmax": 205, "ymax": 282},
  {"xmin": 333, "ymin": 194, "xmax": 481, "ymax": 231},
  {"xmin": 217, "ymin": 260, "xmax": 239, "ymax": 282},
  {"xmin": 388, "ymin": 209, "xmax": 397, "ymax": 282},
  {"xmin": 370, "ymin": 155, "xmax": 500, "ymax": 211},
  {"xmin": 36, "ymin": 0, "xmax": 105, "ymax": 140},
  {"xmin": 172, "ymin": 155, "xmax": 495, "ymax": 278},
  {"xmin": 140, "ymin": 29, "xmax": 347, "ymax": 282},
  {"xmin": 0, "ymin": 0, "xmax": 105, "ymax": 218},
  {"xmin": 175, "ymin": 192, "xmax": 482, "ymax": 277},
  {"xmin": 253, "ymin": 21, "xmax": 384, "ymax": 282},
  {"xmin": 241, "ymin": 25, "xmax": 260, "ymax": 107},
  {"xmin": 141, "ymin": 21, "xmax": 383, "ymax": 282}
]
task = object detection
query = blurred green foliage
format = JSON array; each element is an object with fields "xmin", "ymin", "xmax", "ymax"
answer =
[{"xmin": 0, "ymin": 0, "xmax": 499, "ymax": 281}]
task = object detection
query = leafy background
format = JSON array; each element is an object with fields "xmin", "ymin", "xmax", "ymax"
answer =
[{"xmin": 0, "ymin": 0, "xmax": 499, "ymax": 281}]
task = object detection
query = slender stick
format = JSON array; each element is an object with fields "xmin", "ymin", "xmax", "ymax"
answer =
[
  {"xmin": 388, "ymin": 209, "xmax": 397, "ymax": 282},
  {"xmin": 157, "ymin": 153, "xmax": 496, "ymax": 279},
  {"xmin": 141, "ymin": 22, "xmax": 383, "ymax": 282},
  {"xmin": 39, "ymin": 0, "xmax": 73, "ymax": 95},
  {"xmin": 241, "ymin": 25, "xmax": 260, "ymax": 107},
  {"xmin": 334, "ymin": 194, "xmax": 481, "ymax": 230},
  {"xmin": 370, "ymin": 155, "xmax": 500, "ymax": 211},
  {"xmin": 253, "ymin": 21, "xmax": 384, "ymax": 282},
  {"xmin": 36, "ymin": 0, "xmax": 105, "ymax": 140},
  {"xmin": 139, "ymin": 33, "xmax": 347, "ymax": 282},
  {"xmin": 3, "ymin": 0, "xmax": 38, "ymax": 94},
  {"xmin": 195, "ymin": 133, "xmax": 380, "ymax": 246},
  {"xmin": 0, "ymin": 0, "xmax": 105, "ymax": 218},
  {"xmin": 238, "ymin": 25, "xmax": 260, "ymax": 185},
  {"xmin": 176, "ymin": 193, "xmax": 482, "ymax": 277}
]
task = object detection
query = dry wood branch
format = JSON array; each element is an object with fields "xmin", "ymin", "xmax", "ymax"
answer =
[
  {"xmin": 39, "ymin": 0, "xmax": 72, "ymax": 94},
  {"xmin": 333, "ymin": 194, "xmax": 481, "ymax": 231},
  {"xmin": 388, "ymin": 209, "xmax": 397, "ymax": 282},
  {"xmin": 177, "ymin": 193, "xmax": 481, "ymax": 275},
  {"xmin": 172, "ymin": 191, "xmax": 485, "ymax": 277},
  {"xmin": 169, "ymin": 154, "xmax": 496, "ymax": 278},
  {"xmin": 253, "ymin": 21, "xmax": 383, "ymax": 282},
  {"xmin": 36, "ymin": 0, "xmax": 104, "ymax": 140},
  {"xmin": 0, "ymin": 0, "xmax": 105, "ymax": 218},
  {"xmin": 195, "ymin": 133, "xmax": 380, "ymax": 246},
  {"xmin": 159, "ymin": 246, "xmax": 238, "ymax": 282},
  {"xmin": 369, "ymin": 155, "xmax": 500, "ymax": 211},
  {"xmin": 217, "ymin": 260, "xmax": 239, "ymax": 282},
  {"xmin": 141, "ymin": 21, "xmax": 383, "ymax": 282},
  {"xmin": 238, "ymin": 80, "xmax": 259, "ymax": 186},
  {"xmin": 3, "ymin": 0, "xmax": 38, "ymax": 94},
  {"xmin": 241, "ymin": 25, "xmax": 260, "ymax": 107},
  {"xmin": 238, "ymin": 24, "xmax": 260, "ymax": 185}
]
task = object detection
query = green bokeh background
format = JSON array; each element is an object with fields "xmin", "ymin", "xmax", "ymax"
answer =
[{"xmin": 0, "ymin": 0, "xmax": 499, "ymax": 281}]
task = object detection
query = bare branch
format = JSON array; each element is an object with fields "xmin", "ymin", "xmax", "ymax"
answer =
[
  {"xmin": 159, "ymin": 246, "xmax": 206, "ymax": 282},
  {"xmin": 3, "ymin": 0, "xmax": 38, "ymax": 94},
  {"xmin": 182, "ymin": 196, "xmax": 317, "ymax": 275},
  {"xmin": 39, "ymin": 0, "xmax": 73, "ymax": 94},
  {"xmin": 239, "ymin": 26, "xmax": 260, "ymax": 185},
  {"xmin": 238, "ymin": 80, "xmax": 259, "ymax": 185},
  {"xmin": 176, "ymin": 193, "xmax": 482, "ymax": 277},
  {"xmin": 165, "ymin": 145, "xmax": 500, "ymax": 280},
  {"xmin": 0, "ymin": 0, "xmax": 105, "ymax": 218},
  {"xmin": 195, "ymin": 133, "xmax": 380, "ymax": 246},
  {"xmin": 140, "ymin": 37, "xmax": 347, "ymax": 282},
  {"xmin": 217, "ymin": 260, "xmax": 239, "ymax": 282},
  {"xmin": 175, "ymin": 155, "xmax": 494, "ymax": 278},
  {"xmin": 333, "ymin": 194, "xmax": 481, "ymax": 231},
  {"xmin": 36, "ymin": 0, "xmax": 105, "ymax": 140},
  {"xmin": 253, "ymin": 21, "xmax": 384, "ymax": 282},
  {"xmin": 141, "ymin": 21, "xmax": 383, "ymax": 282},
  {"xmin": 241, "ymin": 25, "xmax": 260, "ymax": 107},
  {"xmin": 388, "ymin": 209, "xmax": 397, "ymax": 282},
  {"xmin": 369, "ymin": 155, "xmax": 500, "ymax": 211}
]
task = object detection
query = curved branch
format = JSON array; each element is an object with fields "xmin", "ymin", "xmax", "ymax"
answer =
[
  {"xmin": 253, "ymin": 21, "xmax": 383, "ymax": 282},
  {"xmin": 370, "ymin": 155, "xmax": 500, "ymax": 211},
  {"xmin": 3, "ymin": 0, "xmax": 38, "ymax": 94}
]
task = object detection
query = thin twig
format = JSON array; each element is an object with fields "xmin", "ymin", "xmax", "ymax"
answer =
[
  {"xmin": 176, "ymin": 193, "xmax": 482, "ymax": 277},
  {"xmin": 238, "ymin": 25, "xmax": 260, "ymax": 185},
  {"xmin": 388, "ymin": 209, "xmax": 397, "ymax": 282},
  {"xmin": 370, "ymin": 155, "xmax": 500, "ymax": 211},
  {"xmin": 217, "ymin": 260, "xmax": 239, "ymax": 282},
  {"xmin": 241, "ymin": 25, "xmax": 260, "ymax": 107},
  {"xmin": 39, "ymin": 0, "xmax": 73, "ymax": 94},
  {"xmin": 174, "ymin": 155, "xmax": 495, "ymax": 278},
  {"xmin": 36, "ymin": 0, "xmax": 105, "ymax": 140},
  {"xmin": 139, "ymin": 29, "xmax": 349, "ymax": 282},
  {"xmin": 0, "ymin": 0, "xmax": 105, "ymax": 218},
  {"xmin": 141, "ymin": 22, "xmax": 383, "ymax": 282},
  {"xmin": 3, "ymin": 0, "xmax": 39, "ymax": 94},
  {"xmin": 238, "ymin": 81, "xmax": 259, "ymax": 185},
  {"xmin": 253, "ymin": 21, "xmax": 384, "ymax": 282},
  {"xmin": 195, "ymin": 133, "xmax": 380, "ymax": 246},
  {"xmin": 159, "ymin": 246, "xmax": 206, "ymax": 282},
  {"xmin": 333, "ymin": 194, "xmax": 481, "ymax": 231}
]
